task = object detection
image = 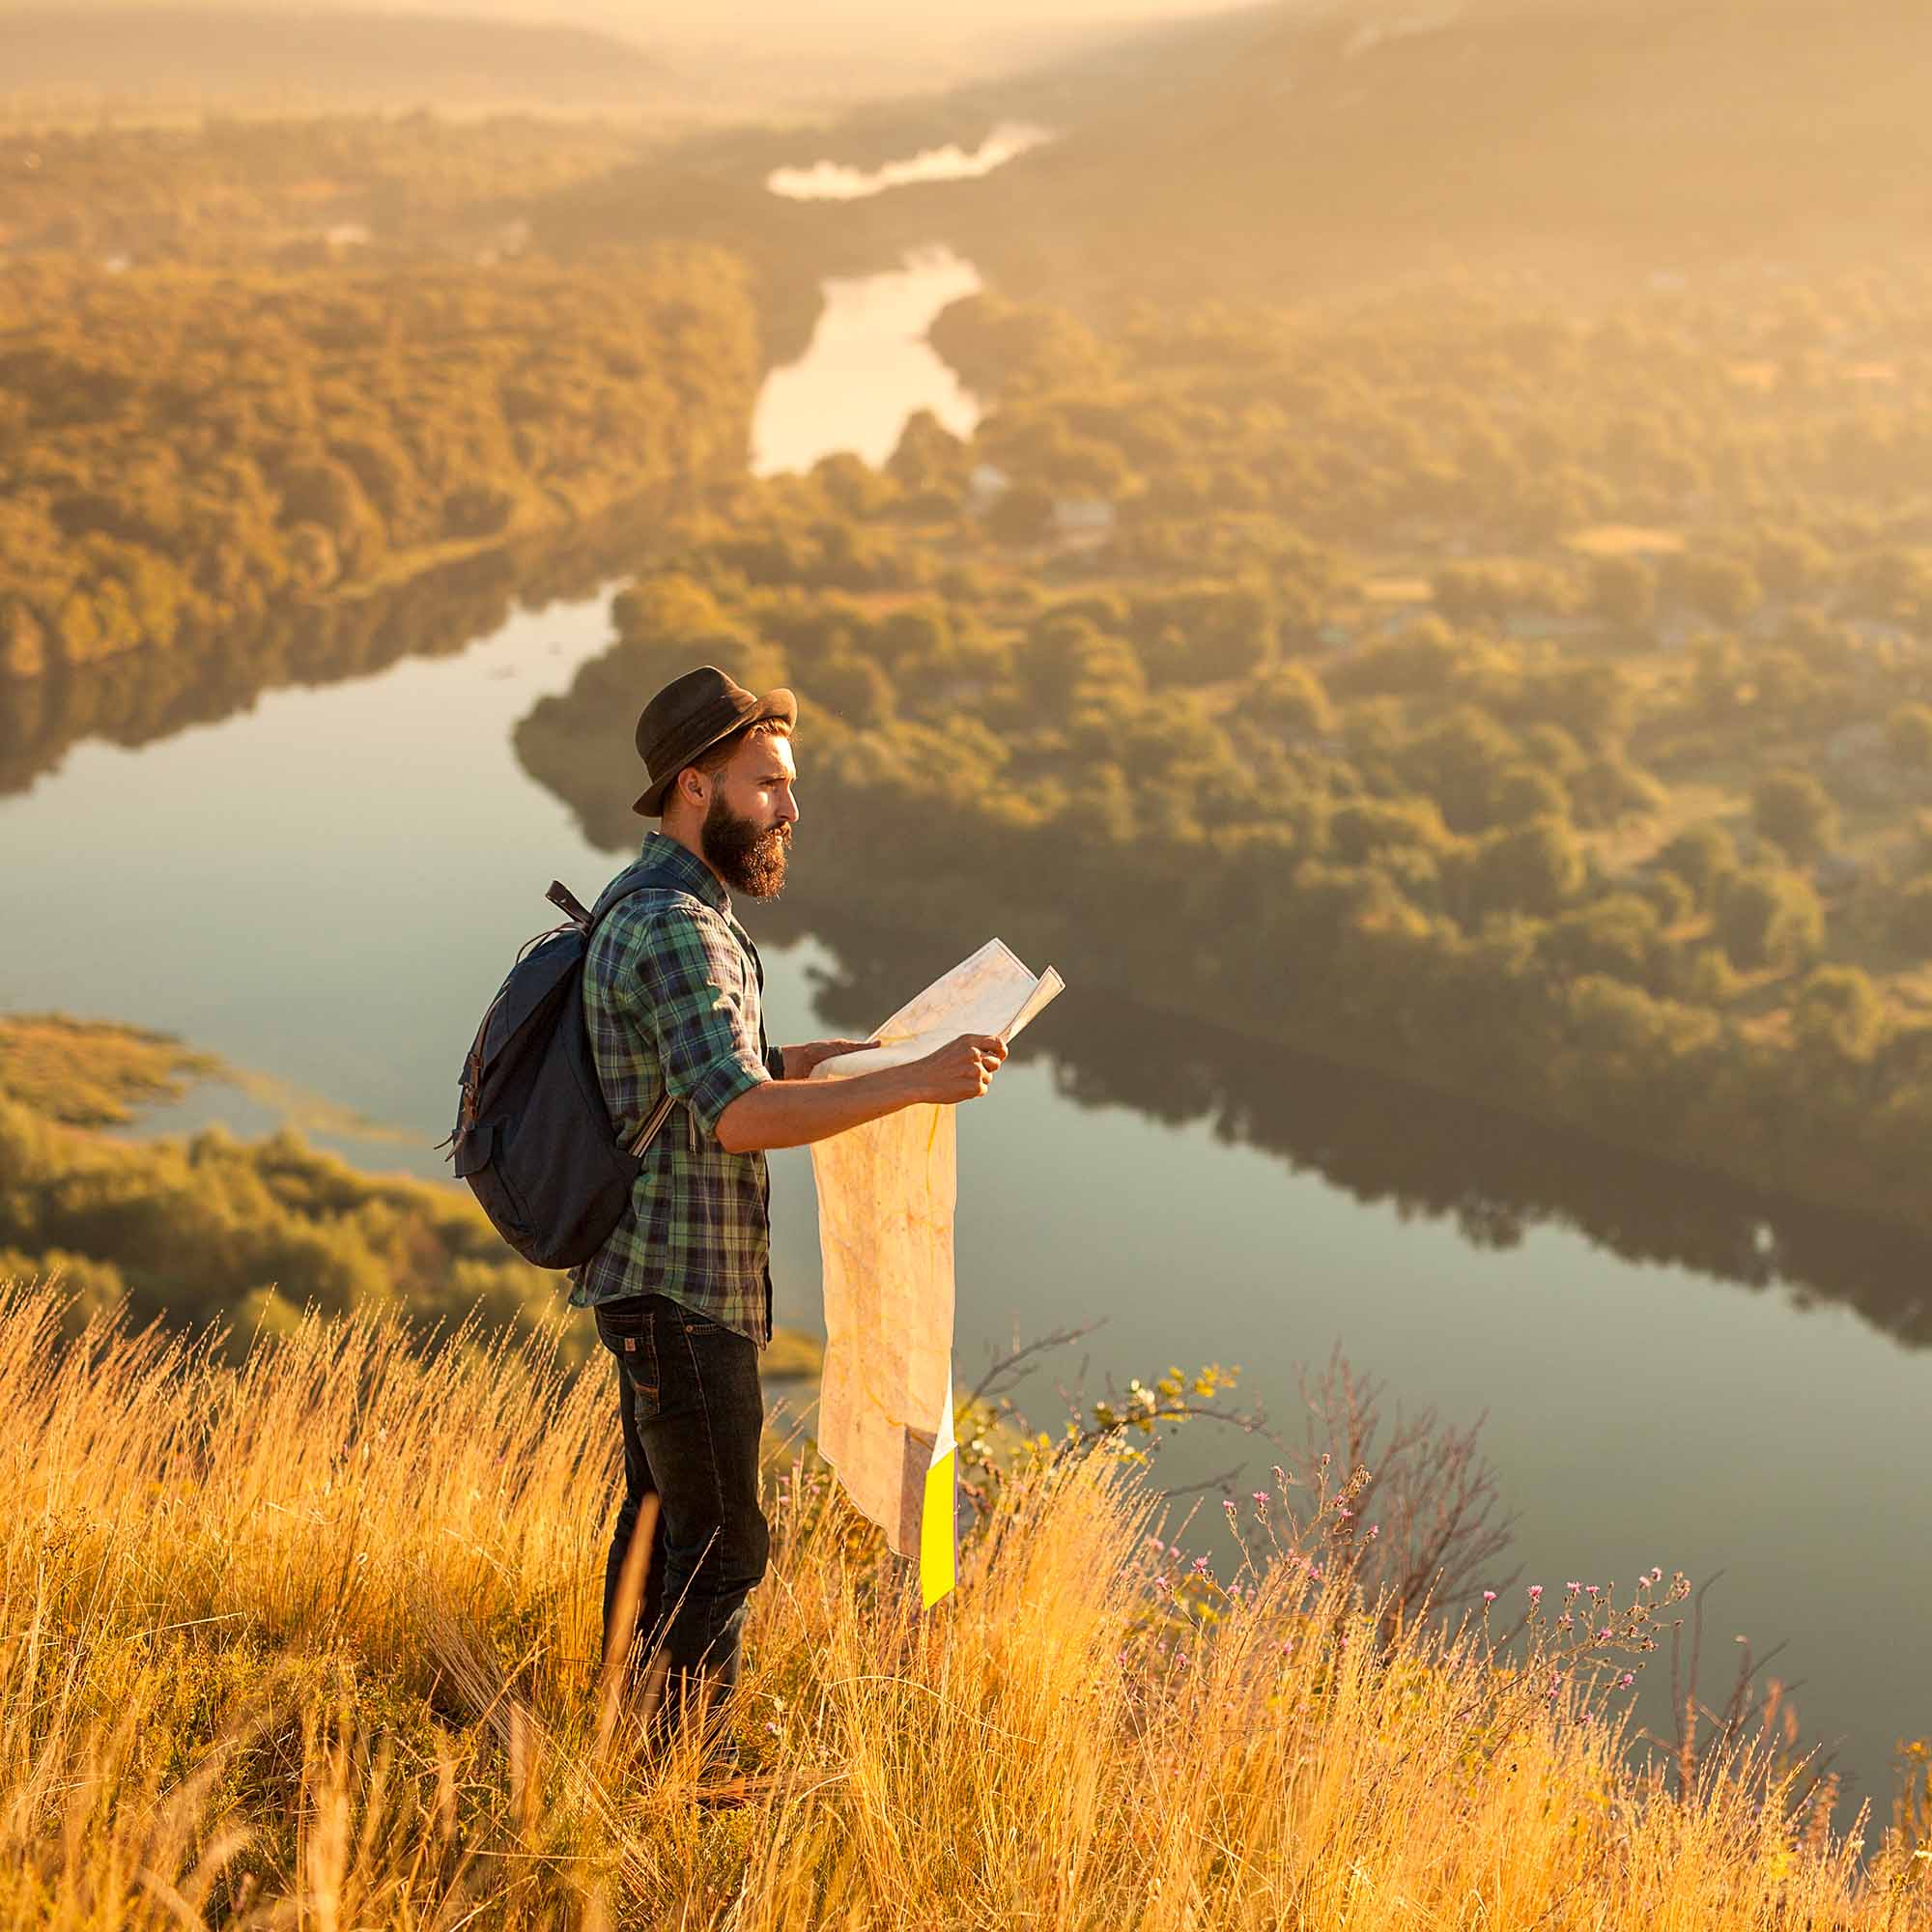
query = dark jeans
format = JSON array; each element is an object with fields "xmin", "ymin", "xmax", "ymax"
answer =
[{"xmin": 593, "ymin": 1293, "xmax": 768, "ymax": 1738}]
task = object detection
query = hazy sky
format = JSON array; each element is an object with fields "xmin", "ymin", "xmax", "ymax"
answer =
[
  {"xmin": 18, "ymin": 0, "xmax": 1256, "ymax": 34},
  {"xmin": 556, "ymin": 0, "xmax": 1242, "ymax": 25},
  {"xmin": 455, "ymin": 0, "xmax": 1270, "ymax": 93},
  {"xmin": 475, "ymin": 0, "xmax": 1234, "ymax": 27},
  {"xmin": 0, "ymin": 0, "xmax": 1278, "ymax": 113}
]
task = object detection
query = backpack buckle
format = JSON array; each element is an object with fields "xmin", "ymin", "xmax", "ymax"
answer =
[{"xmin": 545, "ymin": 880, "xmax": 595, "ymax": 931}]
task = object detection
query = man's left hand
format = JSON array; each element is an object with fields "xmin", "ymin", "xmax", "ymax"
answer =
[{"xmin": 779, "ymin": 1038, "xmax": 871, "ymax": 1080}]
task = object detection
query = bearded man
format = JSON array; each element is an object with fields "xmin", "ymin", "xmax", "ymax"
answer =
[{"xmin": 572, "ymin": 665, "xmax": 1005, "ymax": 1764}]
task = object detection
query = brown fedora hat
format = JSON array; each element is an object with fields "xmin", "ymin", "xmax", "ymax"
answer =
[{"xmin": 632, "ymin": 665, "xmax": 797, "ymax": 817}]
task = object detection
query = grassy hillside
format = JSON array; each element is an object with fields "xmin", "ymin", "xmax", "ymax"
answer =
[{"xmin": 2, "ymin": 1288, "xmax": 1925, "ymax": 1925}]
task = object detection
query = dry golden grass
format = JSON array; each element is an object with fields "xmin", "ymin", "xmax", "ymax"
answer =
[{"xmin": 4, "ymin": 1280, "xmax": 1928, "ymax": 1930}]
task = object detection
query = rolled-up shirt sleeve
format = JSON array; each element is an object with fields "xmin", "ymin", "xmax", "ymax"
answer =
[{"xmin": 633, "ymin": 904, "xmax": 772, "ymax": 1140}]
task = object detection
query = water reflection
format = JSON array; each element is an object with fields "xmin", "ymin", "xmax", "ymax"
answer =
[
  {"xmin": 751, "ymin": 247, "xmax": 983, "ymax": 474},
  {"xmin": 0, "ymin": 498, "xmax": 680, "ymax": 800},
  {"xmin": 798, "ymin": 929, "xmax": 1932, "ymax": 1348},
  {"xmin": 767, "ymin": 124, "xmax": 1052, "ymax": 201}
]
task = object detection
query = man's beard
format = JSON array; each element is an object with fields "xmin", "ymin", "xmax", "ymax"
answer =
[{"xmin": 701, "ymin": 794, "xmax": 789, "ymax": 899}]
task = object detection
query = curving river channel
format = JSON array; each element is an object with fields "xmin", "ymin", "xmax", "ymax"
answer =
[{"xmin": 2, "ymin": 183, "xmax": 1927, "ymax": 1813}]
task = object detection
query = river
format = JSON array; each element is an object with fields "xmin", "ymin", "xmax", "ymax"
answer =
[
  {"xmin": 2, "ymin": 229, "xmax": 1926, "ymax": 1814},
  {"xmin": 752, "ymin": 246, "xmax": 982, "ymax": 474},
  {"xmin": 766, "ymin": 124, "xmax": 1051, "ymax": 202}
]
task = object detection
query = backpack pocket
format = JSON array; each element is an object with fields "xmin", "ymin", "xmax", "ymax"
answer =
[{"xmin": 453, "ymin": 1121, "xmax": 534, "ymax": 1243}]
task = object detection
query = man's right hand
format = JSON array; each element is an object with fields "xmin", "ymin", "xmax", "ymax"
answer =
[
  {"xmin": 718, "ymin": 1032, "xmax": 1010, "ymax": 1152},
  {"xmin": 912, "ymin": 1033, "xmax": 1009, "ymax": 1105}
]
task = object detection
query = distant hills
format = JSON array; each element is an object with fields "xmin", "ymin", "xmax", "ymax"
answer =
[
  {"xmin": 0, "ymin": 7, "xmax": 663, "ymax": 107},
  {"xmin": 932, "ymin": 0, "xmax": 1932, "ymax": 303}
]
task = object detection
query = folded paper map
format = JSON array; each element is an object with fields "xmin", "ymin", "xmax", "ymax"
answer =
[{"xmin": 810, "ymin": 940, "xmax": 1065, "ymax": 1562}]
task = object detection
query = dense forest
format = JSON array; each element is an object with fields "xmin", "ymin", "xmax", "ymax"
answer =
[
  {"xmin": 0, "ymin": 1013, "xmax": 823, "ymax": 1370},
  {"xmin": 0, "ymin": 103, "xmax": 1019, "ymax": 693},
  {"xmin": 0, "ymin": 110, "xmax": 887, "ymax": 377},
  {"xmin": 0, "ymin": 115, "xmax": 648, "ymax": 262},
  {"xmin": 518, "ymin": 271, "xmax": 1932, "ymax": 1251},
  {"xmin": 0, "ymin": 244, "xmax": 759, "ymax": 680}
]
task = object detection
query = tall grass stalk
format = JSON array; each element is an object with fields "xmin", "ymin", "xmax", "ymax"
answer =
[{"xmin": 3, "ymin": 1282, "xmax": 1925, "ymax": 1927}]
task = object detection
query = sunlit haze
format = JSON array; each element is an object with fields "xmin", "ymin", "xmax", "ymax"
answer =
[{"xmin": 4, "ymin": 0, "xmax": 1932, "ymax": 1909}]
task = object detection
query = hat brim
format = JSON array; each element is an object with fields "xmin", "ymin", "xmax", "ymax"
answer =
[{"xmin": 632, "ymin": 687, "xmax": 797, "ymax": 816}]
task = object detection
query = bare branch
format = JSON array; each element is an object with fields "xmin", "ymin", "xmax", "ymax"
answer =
[
  {"xmin": 1290, "ymin": 1343, "xmax": 1518, "ymax": 1629},
  {"xmin": 970, "ymin": 1320, "xmax": 1108, "ymax": 1406}
]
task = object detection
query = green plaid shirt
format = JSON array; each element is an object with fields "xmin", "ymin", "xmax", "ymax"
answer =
[{"xmin": 568, "ymin": 833, "xmax": 781, "ymax": 1344}]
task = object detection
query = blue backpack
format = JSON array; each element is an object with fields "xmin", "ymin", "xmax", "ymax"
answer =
[{"xmin": 445, "ymin": 873, "xmax": 675, "ymax": 1269}]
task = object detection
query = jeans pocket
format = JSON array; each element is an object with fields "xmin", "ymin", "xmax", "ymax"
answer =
[{"xmin": 595, "ymin": 1299, "xmax": 661, "ymax": 1408}]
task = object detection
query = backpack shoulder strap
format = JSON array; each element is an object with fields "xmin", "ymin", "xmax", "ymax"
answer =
[
  {"xmin": 544, "ymin": 879, "xmax": 595, "ymax": 928},
  {"xmin": 554, "ymin": 872, "xmax": 689, "ymax": 1161},
  {"xmin": 546, "ymin": 874, "xmax": 668, "ymax": 935},
  {"xmin": 625, "ymin": 1089, "xmax": 678, "ymax": 1158}
]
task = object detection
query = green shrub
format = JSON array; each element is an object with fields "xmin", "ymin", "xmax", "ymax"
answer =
[
  {"xmin": 1715, "ymin": 867, "xmax": 1826, "ymax": 972},
  {"xmin": 1751, "ymin": 769, "xmax": 1838, "ymax": 862}
]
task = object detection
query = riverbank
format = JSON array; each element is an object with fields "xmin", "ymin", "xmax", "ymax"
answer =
[
  {"xmin": 520, "ymin": 653, "xmax": 1932, "ymax": 1293},
  {"xmin": 517, "ymin": 638, "xmax": 1932, "ymax": 1355}
]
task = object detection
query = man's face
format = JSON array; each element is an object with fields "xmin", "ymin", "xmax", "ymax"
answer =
[{"xmin": 698, "ymin": 729, "xmax": 798, "ymax": 899}]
